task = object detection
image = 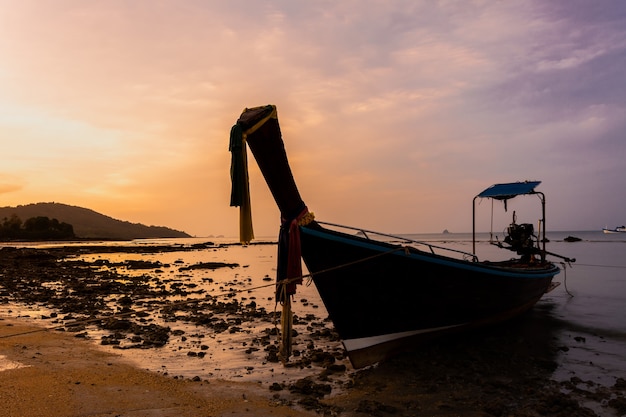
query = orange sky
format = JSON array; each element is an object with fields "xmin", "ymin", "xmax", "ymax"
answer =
[{"xmin": 1, "ymin": 1, "xmax": 625, "ymax": 238}]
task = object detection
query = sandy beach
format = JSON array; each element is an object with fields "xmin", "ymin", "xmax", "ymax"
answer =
[
  {"xmin": 1, "ymin": 242, "xmax": 624, "ymax": 416},
  {"xmin": 0, "ymin": 318, "xmax": 319, "ymax": 417},
  {"xmin": 3, "ymin": 314, "xmax": 618, "ymax": 417}
]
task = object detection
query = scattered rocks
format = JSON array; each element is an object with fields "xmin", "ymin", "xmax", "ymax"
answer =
[
  {"xmin": 1, "ymin": 244, "xmax": 617, "ymax": 417},
  {"xmin": 288, "ymin": 377, "xmax": 332, "ymax": 398},
  {"xmin": 0, "ymin": 244, "xmax": 345, "ymax": 387}
]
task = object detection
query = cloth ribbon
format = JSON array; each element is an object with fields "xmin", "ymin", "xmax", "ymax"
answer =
[
  {"xmin": 229, "ymin": 123, "xmax": 254, "ymax": 244},
  {"xmin": 277, "ymin": 206, "xmax": 310, "ymax": 299}
]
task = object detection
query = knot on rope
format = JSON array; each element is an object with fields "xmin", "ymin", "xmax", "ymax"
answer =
[{"xmin": 297, "ymin": 211, "xmax": 315, "ymax": 227}]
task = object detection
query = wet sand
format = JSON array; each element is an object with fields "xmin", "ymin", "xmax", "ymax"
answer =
[
  {"xmin": 4, "ymin": 315, "xmax": 619, "ymax": 417},
  {"xmin": 1, "ymin": 244, "xmax": 624, "ymax": 416},
  {"xmin": 0, "ymin": 318, "xmax": 315, "ymax": 417}
]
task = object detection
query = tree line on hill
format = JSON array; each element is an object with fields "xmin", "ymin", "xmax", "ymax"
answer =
[
  {"xmin": 0, "ymin": 203, "xmax": 191, "ymax": 240},
  {"xmin": 0, "ymin": 214, "xmax": 75, "ymax": 240}
]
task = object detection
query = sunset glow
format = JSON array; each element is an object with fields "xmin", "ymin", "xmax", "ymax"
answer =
[{"xmin": 1, "ymin": 1, "xmax": 625, "ymax": 237}]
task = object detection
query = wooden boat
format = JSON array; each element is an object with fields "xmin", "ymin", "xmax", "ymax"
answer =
[{"xmin": 229, "ymin": 105, "xmax": 575, "ymax": 368}]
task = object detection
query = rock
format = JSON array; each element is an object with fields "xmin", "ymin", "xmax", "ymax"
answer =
[
  {"xmin": 289, "ymin": 378, "xmax": 331, "ymax": 398},
  {"xmin": 269, "ymin": 382, "xmax": 283, "ymax": 391}
]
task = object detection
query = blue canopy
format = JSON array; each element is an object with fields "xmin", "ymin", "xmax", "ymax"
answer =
[{"xmin": 476, "ymin": 181, "xmax": 541, "ymax": 200}]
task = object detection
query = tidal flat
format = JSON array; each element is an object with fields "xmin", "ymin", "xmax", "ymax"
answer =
[{"xmin": 0, "ymin": 239, "xmax": 623, "ymax": 416}]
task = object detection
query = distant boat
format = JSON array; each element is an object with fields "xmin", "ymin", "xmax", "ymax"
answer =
[
  {"xmin": 229, "ymin": 105, "xmax": 576, "ymax": 369},
  {"xmin": 602, "ymin": 226, "xmax": 626, "ymax": 234}
]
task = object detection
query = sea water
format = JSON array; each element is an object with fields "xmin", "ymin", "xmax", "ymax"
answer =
[
  {"xmin": 2, "ymin": 232, "xmax": 625, "ymax": 391},
  {"xmin": 403, "ymin": 230, "xmax": 626, "ymax": 388}
]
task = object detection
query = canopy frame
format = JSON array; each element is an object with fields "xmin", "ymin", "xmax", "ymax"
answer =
[{"xmin": 472, "ymin": 181, "xmax": 546, "ymax": 261}]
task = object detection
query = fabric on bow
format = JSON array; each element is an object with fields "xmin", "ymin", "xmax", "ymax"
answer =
[
  {"xmin": 229, "ymin": 123, "xmax": 254, "ymax": 244},
  {"xmin": 276, "ymin": 206, "xmax": 310, "ymax": 301}
]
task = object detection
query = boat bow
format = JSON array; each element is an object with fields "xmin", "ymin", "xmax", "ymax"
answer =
[{"xmin": 229, "ymin": 104, "xmax": 572, "ymax": 368}]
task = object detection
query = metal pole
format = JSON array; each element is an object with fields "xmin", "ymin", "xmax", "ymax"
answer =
[
  {"xmin": 539, "ymin": 192, "xmax": 546, "ymax": 262},
  {"xmin": 472, "ymin": 196, "xmax": 477, "ymax": 256}
]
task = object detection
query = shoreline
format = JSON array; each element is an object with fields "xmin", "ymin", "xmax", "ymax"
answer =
[
  {"xmin": 3, "ymin": 313, "xmax": 617, "ymax": 417},
  {"xmin": 0, "ymin": 317, "xmax": 315, "ymax": 417}
]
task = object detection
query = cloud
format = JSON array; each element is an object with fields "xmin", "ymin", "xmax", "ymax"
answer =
[
  {"xmin": 0, "ymin": 174, "xmax": 24, "ymax": 195},
  {"xmin": 1, "ymin": 1, "xmax": 625, "ymax": 235}
]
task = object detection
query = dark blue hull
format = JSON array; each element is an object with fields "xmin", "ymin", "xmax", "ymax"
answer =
[{"xmin": 300, "ymin": 223, "xmax": 560, "ymax": 368}]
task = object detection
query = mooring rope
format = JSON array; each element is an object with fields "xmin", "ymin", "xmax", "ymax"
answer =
[
  {"xmin": 0, "ymin": 278, "xmax": 283, "ymax": 340},
  {"xmin": 575, "ymin": 263, "xmax": 626, "ymax": 269},
  {"xmin": 4, "ymin": 245, "xmax": 604, "ymax": 341},
  {"xmin": 0, "ymin": 246, "xmax": 409, "ymax": 340},
  {"xmin": 293, "ymin": 246, "xmax": 409, "ymax": 284},
  {"xmin": 273, "ymin": 246, "xmax": 409, "ymax": 352},
  {"xmin": 557, "ymin": 260, "xmax": 626, "ymax": 299},
  {"xmin": 560, "ymin": 262, "xmax": 574, "ymax": 297}
]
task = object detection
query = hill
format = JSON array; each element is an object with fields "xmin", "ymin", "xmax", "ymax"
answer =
[{"xmin": 0, "ymin": 203, "xmax": 191, "ymax": 240}]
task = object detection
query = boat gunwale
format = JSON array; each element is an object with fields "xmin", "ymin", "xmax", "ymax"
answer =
[
  {"xmin": 302, "ymin": 223, "xmax": 560, "ymax": 280},
  {"xmin": 315, "ymin": 220, "xmax": 479, "ymax": 261}
]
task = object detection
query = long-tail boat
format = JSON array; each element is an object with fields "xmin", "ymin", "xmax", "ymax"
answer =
[{"xmin": 229, "ymin": 104, "xmax": 575, "ymax": 368}]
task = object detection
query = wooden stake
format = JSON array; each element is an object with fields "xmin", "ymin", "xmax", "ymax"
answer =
[{"xmin": 280, "ymin": 296, "xmax": 292, "ymax": 361}]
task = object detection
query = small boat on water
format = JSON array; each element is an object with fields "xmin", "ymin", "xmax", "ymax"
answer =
[
  {"xmin": 602, "ymin": 226, "xmax": 626, "ymax": 234},
  {"xmin": 229, "ymin": 105, "xmax": 575, "ymax": 368}
]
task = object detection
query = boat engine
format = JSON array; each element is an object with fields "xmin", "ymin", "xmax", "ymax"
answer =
[{"xmin": 504, "ymin": 211, "xmax": 537, "ymax": 260}]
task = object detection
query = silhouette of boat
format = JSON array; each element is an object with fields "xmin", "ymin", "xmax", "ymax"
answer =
[{"xmin": 229, "ymin": 105, "xmax": 575, "ymax": 368}]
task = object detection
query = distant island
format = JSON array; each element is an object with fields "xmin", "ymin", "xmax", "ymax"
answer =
[{"xmin": 0, "ymin": 203, "xmax": 190, "ymax": 240}]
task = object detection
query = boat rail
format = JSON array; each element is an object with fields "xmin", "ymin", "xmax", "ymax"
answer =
[{"xmin": 316, "ymin": 221, "xmax": 479, "ymax": 262}]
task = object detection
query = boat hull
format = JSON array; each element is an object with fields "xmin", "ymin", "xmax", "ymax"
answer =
[
  {"xmin": 300, "ymin": 223, "xmax": 560, "ymax": 368},
  {"xmin": 232, "ymin": 105, "xmax": 567, "ymax": 369},
  {"xmin": 603, "ymin": 228, "xmax": 626, "ymax": 234}
]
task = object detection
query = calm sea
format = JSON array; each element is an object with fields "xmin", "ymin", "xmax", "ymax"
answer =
[{"xmin": 402, "ymin": 230, "xmax": 626, "ymax": 388}]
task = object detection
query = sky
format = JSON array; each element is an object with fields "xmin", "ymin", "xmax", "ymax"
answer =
[{"xmin": 1, "ymin": 1, "xmax": 625, "ymax": 238}]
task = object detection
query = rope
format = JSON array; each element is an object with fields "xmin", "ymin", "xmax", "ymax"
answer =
[
  {"xmin": 273, "ymin": 245, "xmax": 408, "ymax": 361},
  {"xmin": 0, "ymin": 280, "xmax": 279, "ymax": 340},
  {"xmin": 295, "ymin": 246, "xmax": 408, "ymax": 283},
  {"xmin": 557, "ymin": 261, "xmax": 626, "ymax": 298},
  {"xmin": 0, "ymin": 246, "xmax": 409, "ymax": 341},
  {"xmin": 9, "ymin": 245, "xmax": 611, "ymax": 340},
  {"xmin": 575, "ymin": 263, "xmax": 626, "ymax": 269},
  {"xmin": 560, "ymin": 262, "xmax": 574, "ymax": 297}
]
